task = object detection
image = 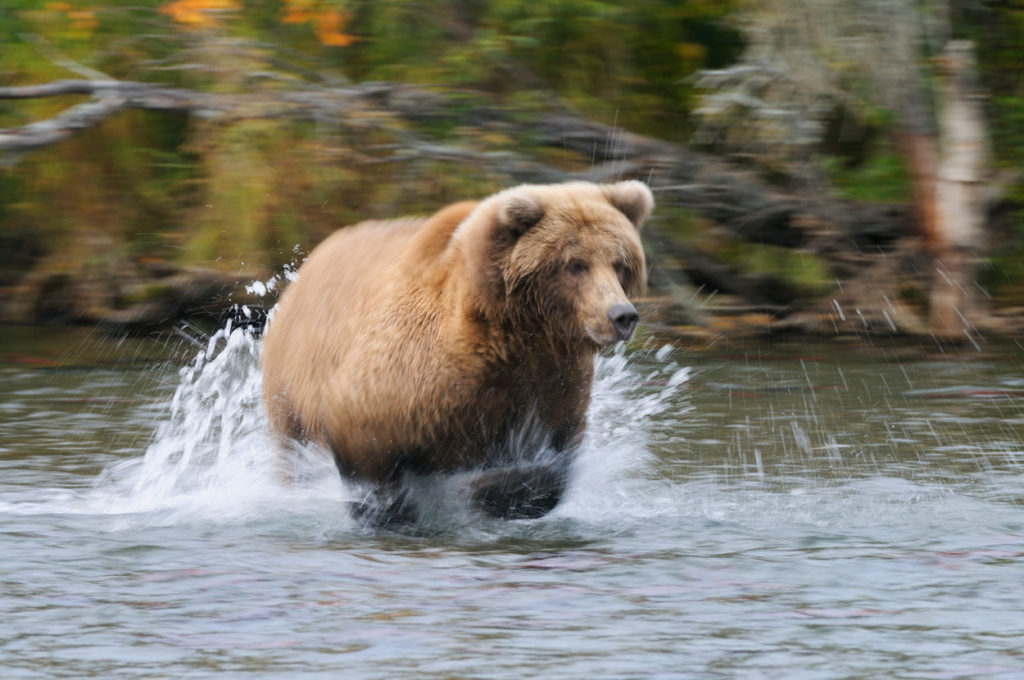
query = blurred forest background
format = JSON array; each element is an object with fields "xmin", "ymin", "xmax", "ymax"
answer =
[{"xmin": 3, "ymin": 0, "xmax": 1024, "ymax": 341}]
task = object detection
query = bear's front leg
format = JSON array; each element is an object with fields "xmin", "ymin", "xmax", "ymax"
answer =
[{"xmin": 468, "ymin": 463, "xmax": 569, "ymax": 519}]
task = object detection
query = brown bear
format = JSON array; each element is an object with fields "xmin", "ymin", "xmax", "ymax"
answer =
[{"xmin": 261, "ymin": 180, "xmax": 653, "ymax": 520}]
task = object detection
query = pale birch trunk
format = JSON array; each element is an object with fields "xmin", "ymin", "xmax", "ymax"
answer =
[{"xmin": 929, "ymin": 41, "xmax": 990, "ymax": 338}]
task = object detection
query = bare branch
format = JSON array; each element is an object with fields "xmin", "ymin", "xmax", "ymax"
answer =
[
  {"xmin": 0, "ymin": 96, "xmax": 126, "ymax": 153},
  {"xmin": 0, "ymin": 80, "xmax": 221, "ymax": 152},
  {"xmin": 0, "ymin": 79, "xmax": 358, "ymax": 152},
  {"xmin": 0, "ymin": 79, "xmax": 114, "ymax": 99},
  {"xmin": 19, "ymin": 32, "xmax": 115, "ymax": 82}
]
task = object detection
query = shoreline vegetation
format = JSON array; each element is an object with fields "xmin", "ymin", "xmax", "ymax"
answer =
[
  {"xmin": 6, "ymin": 260, "xmax": 1024, "ymax": 346},
  {"xmin": 4, "ymin": 3, "xmax": 1024, "ymax": 345}
]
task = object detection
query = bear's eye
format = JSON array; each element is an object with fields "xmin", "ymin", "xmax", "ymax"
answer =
[
  {"xmin": 567, "ymin": 260, "xmax": 588, "ymax": 276},
  {"xmin": 613, "ymin": 260, "xmax": 629, "ymax": 280}
]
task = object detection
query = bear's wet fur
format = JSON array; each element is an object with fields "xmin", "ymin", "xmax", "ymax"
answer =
[{"xmin": 261, "ymin": 181, "xmax": 653, "ymax": 521}]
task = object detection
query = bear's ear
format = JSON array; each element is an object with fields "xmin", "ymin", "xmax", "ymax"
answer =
[
  {"xmin": 602, "ymin": 180, "xmax": 654, "ymax": 229},
  {"xmin": 497, "ymin": 193, "xmax": 545, "ymax": 238}
]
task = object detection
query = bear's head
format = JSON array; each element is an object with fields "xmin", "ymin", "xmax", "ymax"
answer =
[{"xmin": 452, "ymin": 181, "xmax": 653, "ymax": 348}]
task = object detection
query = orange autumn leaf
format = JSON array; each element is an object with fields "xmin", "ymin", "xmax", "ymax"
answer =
[
  {"xmin": 316, "ymin": 30, "xmax": 357, "ymax": 47},
  {"xmin": 68, "ymin": 10, "xmax": 99, "ymax": 31},
  {"xmin": 281, "ymin": 1, "xmax": 357, "ymax": 47},
  {"xmin": 282, "ymin": 9, "xmax": 315, "ymax": 24},
  {"xmin": 159, "ymin": 0, "xmax": 239, "ymax": 28},
  {"xmin": 282, "ymin": 0, "xmax": 316, "ymax": 23},
  {"xmin": 314, "ymin": 10, "xmax": 357, "ymax": 47}
]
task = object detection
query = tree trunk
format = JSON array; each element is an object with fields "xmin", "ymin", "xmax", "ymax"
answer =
[{"xmin": 928, "ymin": 41, "xmax": 990, "ymax": 339}]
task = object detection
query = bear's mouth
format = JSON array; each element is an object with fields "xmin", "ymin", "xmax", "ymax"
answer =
[{"xmin": 585, "ymin": 325, "xmax": 626, "ymax": 347}]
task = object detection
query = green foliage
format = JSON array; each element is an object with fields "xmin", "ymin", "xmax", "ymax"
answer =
[
  {"xmin": 979, "ymin": 178, "xmax": 1024, "ymax": 305},
  {"xmin": 1, "ymin": 0, "xmax": 745, "ymax": 277},
  {"xmin": 716, "ymin": 241, "xmax": 832, "ymax": 301},
  {"xmin": 958, "ymin": 3, "xmax": 1024, "ymax": 115},
  {"xmin": 311, "ymin": 0, "xmax": 743, "ymax": 137},
  {"xmin": 991, "ymin": 96, "xmax": 1024, "ymax": 172},
  {"xmin": 979, "ymin": 239, "xmax": 1024, "ymax": 306},
  {"xmin": 820, "ymin": 152, "xmax": 910, "ymax": 203},
  {"xmin": 657, "ymin": 205, "xmax": 831, "ymax": 302}
]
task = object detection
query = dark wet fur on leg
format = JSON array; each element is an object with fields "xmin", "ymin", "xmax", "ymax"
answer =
[{"xmin": 469, "ymin": 464, "xmax": 568, "ymax": 519}]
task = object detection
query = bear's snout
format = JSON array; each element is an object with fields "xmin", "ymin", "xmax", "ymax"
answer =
[{"xmin": 607, "ymin": 302, "xmax": 639, "ymax": 342}]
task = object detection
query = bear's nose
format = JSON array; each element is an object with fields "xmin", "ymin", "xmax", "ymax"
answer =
[{"xmin": 608, "ymin": 303, "xmax": 639, "ymax": 341}]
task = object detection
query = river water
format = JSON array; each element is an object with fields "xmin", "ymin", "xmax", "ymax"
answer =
[{"xmin": 2, "ymin": 323, "xmax": 1023, "ymax": 678}]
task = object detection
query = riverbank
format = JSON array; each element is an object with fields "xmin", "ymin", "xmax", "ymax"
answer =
[
  {"xmin": 641, "ymin": 292, "xmax": 1024, "ymax": 347},
  {"xmin": 0, "ymin": 261, "xmax": 272, "ymax": 336},
  {"xmin": 5, "ymin": 259, "xmax": 1024, "ymax": 351}
]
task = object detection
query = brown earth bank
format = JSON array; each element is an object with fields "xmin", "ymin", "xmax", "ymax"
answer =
[
  {"xmin": 0, "ymin": 260, "xmax": 272, "ymax": 335},
  {"xmin": 4, "ymin": 257, "xmax": 1024, "ymax": 345}
]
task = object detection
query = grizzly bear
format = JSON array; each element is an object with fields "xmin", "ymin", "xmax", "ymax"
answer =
[{"xmin": 261, "ymin": 180, "xmax": 653, "ymax": 520}]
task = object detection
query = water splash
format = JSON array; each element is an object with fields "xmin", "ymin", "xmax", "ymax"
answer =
[
  {"xmin": 558, "ymin": 343, "xmax": 691, "ymax": 520},
  {"xmin": 88, "ymin": 322, "xmax": 329, "ymax": 524},
  {"xmin": 81, "ymin": 320, "xmax": 690, "ymax": 529}
]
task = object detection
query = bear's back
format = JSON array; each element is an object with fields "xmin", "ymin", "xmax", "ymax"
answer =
[{"xmin": 261, "ymin": 202, "xmax": 479, "ymax": 458}]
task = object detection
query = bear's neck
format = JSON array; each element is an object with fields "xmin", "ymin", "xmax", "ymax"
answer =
[
  {"xmin": 484, "ymin": 319, "xmax": 595, "ymax": 432},
  {"xmin": 443, "ymin": 277, "xmax": 597, "ymax": 444}
]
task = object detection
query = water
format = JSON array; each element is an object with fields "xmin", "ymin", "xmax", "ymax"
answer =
[{"xmin": 2, "ymin": 323, "xmax": 1024, "ymax": 679}]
